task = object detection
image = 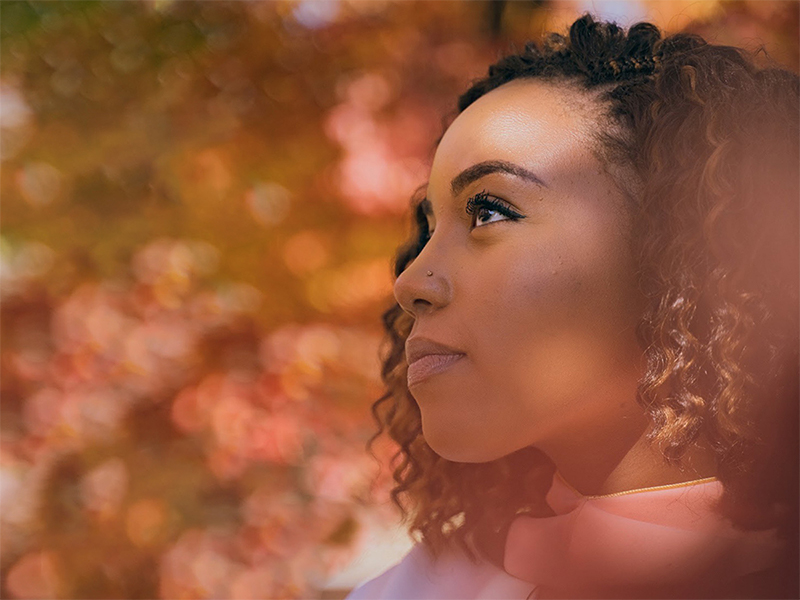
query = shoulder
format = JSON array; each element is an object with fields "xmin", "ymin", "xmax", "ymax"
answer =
[{"xmin": 345, "ymin": 543, "xmax": 534, "ymax": 600}]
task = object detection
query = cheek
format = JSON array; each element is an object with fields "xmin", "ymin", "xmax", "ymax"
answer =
[
  {"xmin": 464, "ymin": 225, "xmax": 642, "ymax": 400},
  {"xmin": 469, "ymin": 235, "xmax": 588, "ymax": 338}
]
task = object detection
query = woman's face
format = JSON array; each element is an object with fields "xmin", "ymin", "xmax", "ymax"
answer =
[{"xmin": 394, "ymin": 79, "xmax": 648, "ymax": 464}]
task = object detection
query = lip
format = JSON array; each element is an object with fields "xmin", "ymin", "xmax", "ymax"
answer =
[{"xmin": 406, "ymin": 337, "xmax": 466, "ymax": 387}]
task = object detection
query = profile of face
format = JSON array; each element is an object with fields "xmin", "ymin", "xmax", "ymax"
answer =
[{"xmin": 393, "ymin": 79, "xmax": 649, "ymax": 464}]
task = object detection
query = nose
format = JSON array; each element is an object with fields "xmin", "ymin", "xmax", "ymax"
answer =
[{"xmin": 393, "ymin": 247, "xmax": 452, "ymax": 317}]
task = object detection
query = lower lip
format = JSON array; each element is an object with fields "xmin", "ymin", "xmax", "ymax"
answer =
[{"xmin": 407, "ymin": 354, "xmax": 465, "ymax": 387}]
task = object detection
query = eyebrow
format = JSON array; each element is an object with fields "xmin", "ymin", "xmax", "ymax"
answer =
[{"xmin": 450, "ymin": 160, "xmax": 548, "ymax": 196}]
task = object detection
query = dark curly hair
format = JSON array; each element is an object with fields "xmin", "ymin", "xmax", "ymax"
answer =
[{"xmin": 371, "ymin": 13, "xmax": 799, "ymax": 596}]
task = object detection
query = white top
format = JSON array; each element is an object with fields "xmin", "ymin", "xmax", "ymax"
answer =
[
  {"xmin": 345, "ymin": 543, "xmax": 535, "ymax": 599},
  {"xmin": 345, "ymin": 472, "xmax": 782, "ymax": 599}
]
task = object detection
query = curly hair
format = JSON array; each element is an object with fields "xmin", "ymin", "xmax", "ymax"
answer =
[{"xmin": 371, "ymin": 13, "xmax": 799, "ymax": 591}]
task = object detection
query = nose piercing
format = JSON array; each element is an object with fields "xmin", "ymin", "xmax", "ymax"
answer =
[{"xmin": 426, "ymin": 270, "xmax": 433, "ymax": 276}]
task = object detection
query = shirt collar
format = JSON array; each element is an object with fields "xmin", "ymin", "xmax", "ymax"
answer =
[{"xmin": 504, "ymin": 471, "xmax": 781, "ymax": 596}]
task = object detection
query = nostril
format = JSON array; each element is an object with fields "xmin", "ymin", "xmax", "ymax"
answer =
[{"xmin": 412, "ymin": 298, "xmax": 434, "ymax": 314}]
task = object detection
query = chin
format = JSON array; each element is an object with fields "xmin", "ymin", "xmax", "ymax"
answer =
[{"xmin": 421, "ymin": 416, "xmax": 513, "ymax": 464}]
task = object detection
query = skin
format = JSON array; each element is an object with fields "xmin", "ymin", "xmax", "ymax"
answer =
[{"xmin": 393, "ymin": 78, "xmax": 716, "ymax": 496}]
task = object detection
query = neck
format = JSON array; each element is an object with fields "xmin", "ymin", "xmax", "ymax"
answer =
[{"xmin": 543, "ymin": 411, "xmax": 718, "ymax": 497}]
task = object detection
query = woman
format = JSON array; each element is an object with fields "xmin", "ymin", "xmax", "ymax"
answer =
[{"xmin": 349, "ymin": 14, "xmax": 798, "ymax": 599}]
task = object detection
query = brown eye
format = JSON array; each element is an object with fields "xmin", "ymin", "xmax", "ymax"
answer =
[{"xmin": 465, "ymin": 191, "xmax": 525, "ymax": 229}]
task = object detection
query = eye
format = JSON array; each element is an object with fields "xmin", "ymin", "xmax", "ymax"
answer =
[{"xmin": 465, "ymin": 190, "xmax": 525, "ymax": 228}]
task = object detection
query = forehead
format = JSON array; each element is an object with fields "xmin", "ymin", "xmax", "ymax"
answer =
[{"xmin": 429, "ymin": 78, "xmax": 604, "ymax": 198}]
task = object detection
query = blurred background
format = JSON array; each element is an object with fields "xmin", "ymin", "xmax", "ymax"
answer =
[{"xmin": 0, "ymin": 1, "xmax": 797, "ymax": 598}]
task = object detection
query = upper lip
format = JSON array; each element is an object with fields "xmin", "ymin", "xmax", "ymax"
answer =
[{"xmin": 405, "ymin": 337, "xmax": 466, "ymax": 365}]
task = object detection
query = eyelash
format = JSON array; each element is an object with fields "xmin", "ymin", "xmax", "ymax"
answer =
[{"xmin": 465, "ymin": 190, "xmax": 525, "ymax": 228}]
